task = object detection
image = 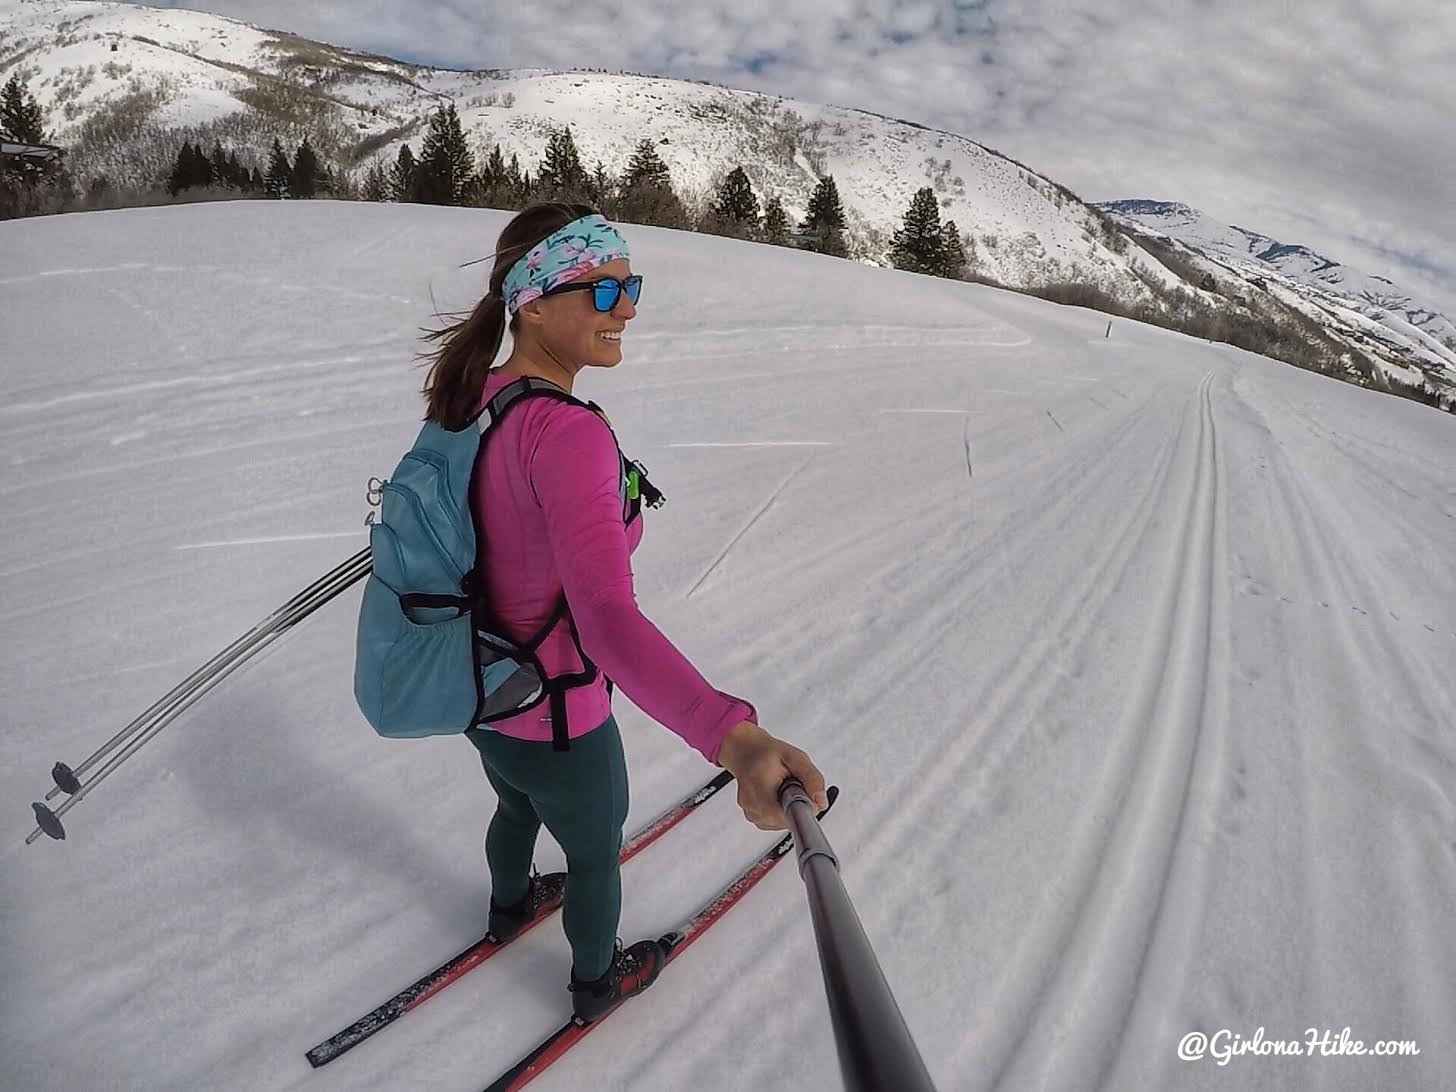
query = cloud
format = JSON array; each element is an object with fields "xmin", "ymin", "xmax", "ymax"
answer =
[{"xmin": 120, "ymin": 0, "xmax": 1456, "ymax": 313}]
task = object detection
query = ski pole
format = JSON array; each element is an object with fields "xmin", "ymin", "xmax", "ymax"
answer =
[
  {"xmin": 42, "ymin": 548, "xmax": 372, "ymax": 801},
  {"xmin": 777, "ymin": 778, "xmax": 939, "ymax": 1092},
  {"xmin": 26, "ymin": 549, "xmax": 373, "ymax": 844}
]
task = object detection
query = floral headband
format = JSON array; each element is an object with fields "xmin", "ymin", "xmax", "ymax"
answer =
[{"xmin": 501, "ymin": 213, "xmax": 631, "ymax": 316}]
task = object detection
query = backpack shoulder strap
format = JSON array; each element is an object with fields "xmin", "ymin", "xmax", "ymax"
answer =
[
  {"xmin": 474, "ymin": 378, "xmax": 630, "ymax": 505},
  {"xmin": 474, "ymin": 375, "xmax": 585, "ymax": 434}
]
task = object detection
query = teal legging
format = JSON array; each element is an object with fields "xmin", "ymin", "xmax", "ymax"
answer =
[{"xmin": 464, "ymin": 714, "xmax": 628, "ymax": 981}]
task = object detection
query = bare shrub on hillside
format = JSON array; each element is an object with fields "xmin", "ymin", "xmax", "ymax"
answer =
[
  {"xmin": 233, "ymin": 73, "xmax": 353, "ymax": 155},
  {"xmin": 66, "ymin": 78, "xmax": 176, "ymax": 190},
  {"xmin": 348, "ymin": 121, "xmax": 419, "ymax": 164}
]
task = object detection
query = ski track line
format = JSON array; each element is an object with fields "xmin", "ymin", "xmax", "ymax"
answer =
[
  {"xmin": 1236, "ymin": 377, "xmax": 1396, "ymax": 1063},
  {"xmin": 683, "ymin": 452, "xmax": 819, "ymax": 599},
  {"xmin": 966, "ymin": 372, "xmax": 1226, "ymax": 1092},
  {"xmin": 1087, "ymin": 371, "xmax": 1235, "ymax": 1092},
  {"xmin": 1255, "ymin": 400, "xmax": 1456, "ymax": 1058},
  {"xmin": 730, "ymin": 392, "xmax": 1161, "ymax": 866},
  {"xmin": 846, "ymin": 385, "xmax": 1175, "ymax": 870},
  {"xmin": 763, "ymin": 378, "xmax": 1166, "ymax": 611},
  {"xmin": 644, "ymin": 320, "xmax": 1029, "ymax": 344},
  {"xmin": 1282, "ymin": 398, "xmax": 1448, "ymax": 546},
  {"xmin": 1269, "ymin": 391, "xmax": 1456, "ymax": 804},
  {"xmin": 630, "ymin": 332, "xmax": 1030, "ymax": 386},
  {"xmin": 1260, "ymin": 439, "xmax": 1394, "ymax": 1038},
  {"xmin": 0, "ymin": 419, "xmax": 383, "ymax": 503},
  {"xmin": 842, "ymin": 394, "xmax": 1193, "ymax": 967},
  {"xmin": 786, "ymin": 379, "xmax": 1164, "ymax": 611},
  {"xmin": 174, "ymin": 531, "xmax": 364, "ymax": 551},
  {"xmin": 0, "ymin": 261, "xmax": 150, "ymax": 285},
  {"xmin": 1213, "ymin": 373, "xmax": 1327, "ymax": 1043},
  {"xmin": 0, "ymin": 566, "xmax": 190, "ymax": 624},
  {"xmin": 850, "ymin": 380, "xmax": 1186, "ymax": 852},
  {"xmin": 793, "ymin": 380, "xmax": 1155, "ymax": 675},
  {"xmin": 1, "ymin": 346, "xmax": 396, "ymax": 417}
]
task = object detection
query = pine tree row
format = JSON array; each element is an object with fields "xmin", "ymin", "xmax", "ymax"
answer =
[
  {"xmin": 6, "ymin": 77, "xmax": 963, "ymax": 281},
  {"xmin": 369, "ymin": 104, "xmax": 869, "ymax": 262},
  {"xmin": 166, "ymin": 134, "xmax": 341, "ymax": 199}
]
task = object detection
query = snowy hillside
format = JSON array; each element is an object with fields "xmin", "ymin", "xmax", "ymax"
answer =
[
  {"xmin": 1097, "ymin": 200, "xmax": 1456, "ymax": 389},
  {"xmin": 4, "ymin": 199, "xmax": 1454, "ymax": 1091},
  {"xmin": 0, "ymin": 0, "xmax": 1184, "ymax": 302}
]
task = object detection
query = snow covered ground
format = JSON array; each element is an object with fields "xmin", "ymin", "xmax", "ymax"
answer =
[{"xmin": 3, "ymin": 199, "xmax": 1454, "ymax": 1091}]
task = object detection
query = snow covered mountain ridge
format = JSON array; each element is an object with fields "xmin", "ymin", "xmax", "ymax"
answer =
[
  {"xmin": 1, "ymin": 0, "xmax": 1167, "ymax": 289},
  {"xmin": 1097, "ymin": 199, "xmax": 1456, "ymax": 385},
  {"xmin": 3, "ymin": 0, "xmax": 1452, "ymax": 409}
]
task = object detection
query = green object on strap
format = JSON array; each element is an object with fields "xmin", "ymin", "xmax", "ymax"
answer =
[{"xmin": 626, "ymin": 467, "xmax": 640, "ymax": 500}]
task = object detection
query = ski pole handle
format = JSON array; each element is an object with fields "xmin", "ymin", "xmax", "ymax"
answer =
[{"xmin": 777, "ymin": 778, "xmax": 841, "ymax": 876}]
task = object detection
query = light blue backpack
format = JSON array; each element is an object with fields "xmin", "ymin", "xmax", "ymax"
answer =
[{"xmin": 354, "ymin": 376, "xmax": 661, "ymax": 750}]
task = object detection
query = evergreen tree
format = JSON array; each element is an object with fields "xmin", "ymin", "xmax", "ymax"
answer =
[
  {"xmin": 390, "ymin": 143, "xmax": 417, "ymax": 202},
  {"xmin": 939, "ymin": 219, "xmax": 967, "ymax": 279},
  {"xmin": 250, "ymin": 165, "xmax": 265, "ymax": 191},
  {"xmin": 225, "ymin": 149, "xmax": 245, "ymax": 189},
  {"xmin": 798, "ymin": 174, "xmax": 848, "ymax": 257},
  {"xmin": 589, "ymin": 159, "xmax": 614, "ymax": 211},
  {"xmin": 485, "ymin": 151, "xmax": 528, "ymax": 207},
  {"xmin": 208, "ymin": 141, "xmax": 229, "ymax": 188},
  {"xmin": 500, "ymin": 154, "xmax": 529, "ymax": 205},
  {"xmin": 264, "ymin": 137, "xmax": 291, "ymax": 199},
  {"xmin": 1, "ymin": 73, "xmax": 45, "ymax": 144},
  {"xmin": 322, "ymin": 164, "xmax": 356, "ymax": 200},
  {"xmin": 620, "ymin": 138, "xmax": 671, "ymax": 191},
  {"xmin": 191, "ymin": 141, "xmax": 211, "ymax": 189},
  {"xmin": 167, "ymin": 141, "xmax": 211, "ymax": 196},
  {"xmin": 461, "ymin": 168, "xmax": 488, "ymax": 207},
  {"xmin": 704, "ymin": 165, "xmax": 760, "ymax": 239},
  {"xmin": 762, "ymin": 195, "xmax": 791, "ymax": 245},
  {"xmin": 615, "ymin": 137, "xmax": 687, "ymax": 228},
  {"xmin": 482, "ymin": 143, "xmax": 507, "ymax": 191},
  {"xmin": 536, "ymin": 125, "xmax": 589, "ymax": 200},
  {"xmin": 359, "ymin": 157, "xmax": 389, "ymax": 202},
  {"xmin": 166, "ymin": 143, "xmax": 189, "ymax": 197},
  {"xmin": 1, "ymin": 74, "xmax": 62, "ymax": 195},
  {"xmin": 416, "ymin": 103, "xmax": 474, "ymax": 205},
  {"xmin": 889, "ymin": 187, "xmax": 944, "ymax": 275},
  {"xmin": 290, "ymin": 136, "xmax": 322, "ymax": 199}
]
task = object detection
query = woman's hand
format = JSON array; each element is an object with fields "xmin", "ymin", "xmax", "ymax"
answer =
[{"xmin": 715, "ymin": 721, "xmax": 829, "ymax": 830}]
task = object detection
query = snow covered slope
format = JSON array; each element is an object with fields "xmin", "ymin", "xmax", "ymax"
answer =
[
  {"xmin": 1098, "ymin": 199, "xmax": 1456, "ymax": 389},
  {"xmin": 3, "ymin": 199, "xmax": 1454, "ymax": 1091},
  {"xmin": 1, "ymin": 0, "xmax": 1180, "ymax": 301}
]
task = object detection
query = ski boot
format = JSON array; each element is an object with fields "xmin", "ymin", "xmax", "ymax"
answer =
[
  {"xmin": 487, "ymin": 867, "xmax": 567, "ymax": 944},
  {"xmin": 567, "ymin": 937, "xmax": 668, "ymax": 1023}
]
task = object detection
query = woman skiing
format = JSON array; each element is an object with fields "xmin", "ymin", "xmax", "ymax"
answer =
[{"xmin": 417, "ymin": 201, "xmax": 829, "ymax": 1023}]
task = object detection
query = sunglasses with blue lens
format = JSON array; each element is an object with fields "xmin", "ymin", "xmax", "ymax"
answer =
[{"xmin": 541, "ymin": 274, "xmax": 643, "ymax": 312}]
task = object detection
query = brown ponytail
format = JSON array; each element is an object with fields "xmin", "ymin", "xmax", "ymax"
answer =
[{"xmin": 417, "ymin": 200, "xmax": 601, "ymax": 429}]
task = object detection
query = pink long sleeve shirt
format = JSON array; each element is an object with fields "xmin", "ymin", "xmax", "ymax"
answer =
[{"xmin": 469, "ymin": 371, "xmax": 757, "ymax": 763}]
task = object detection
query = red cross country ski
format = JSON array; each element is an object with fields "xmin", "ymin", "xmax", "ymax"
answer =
[
  {"xmin": 305, "ymin": 770, "xmax": 736, "ymax": 1068},
  {"xmin": 483, "ymin": 785, "xmax": 839, "ymax": 1091}
]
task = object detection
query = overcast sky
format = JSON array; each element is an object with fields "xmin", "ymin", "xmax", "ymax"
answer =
[{"xmin": 135, "ymin": 0, "xmax": 1454, "ymax": 317}]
